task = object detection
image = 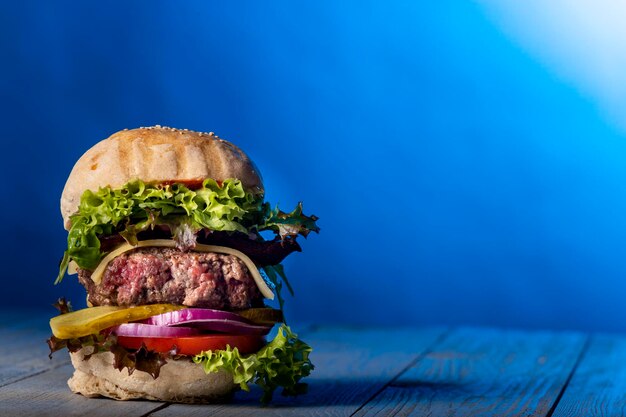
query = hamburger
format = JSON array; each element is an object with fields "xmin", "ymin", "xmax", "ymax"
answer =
[{"xmin": 47, "ymin": 126, "xmax": 319, "ymax": 403}]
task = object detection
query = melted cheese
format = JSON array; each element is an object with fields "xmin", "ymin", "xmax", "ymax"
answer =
[
  {"xmin": 89, "ymin": 239, "xmax": 274, "ymax": 299},
  {"xmin": 68, "ymin": 261, "xmax": 78, "ymax": 275}
]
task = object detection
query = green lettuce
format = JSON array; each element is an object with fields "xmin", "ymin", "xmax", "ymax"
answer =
[
  {"xmin": 193, "ymin": 324, "xmax": 313, "ymax": 403},
  {"xmin": 262, "ymin": 202, "xmax": 320, "ymax": 239},
  {"xmin": 261, "ymin": 265, "xmax": 293, "ymax": 314},
  {"xmin": 56, "ymin": 179, "xmax": 319, "ymax": 284}
]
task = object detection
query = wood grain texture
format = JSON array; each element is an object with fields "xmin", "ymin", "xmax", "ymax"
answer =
[
  {"xmin": 0, "ymin": 363, "xmax": 166, "ymax": 417},
  {"xmin": 0, "ymin": 311, "xmax": 70, "ymax": 387},
  {"xmin": 551, "ymin": 334, "xmax": 626, "ymax": 417},
  {"xmin": 355, "ymin": 327, "xmax": 587, "ymax": 417},
  {"xmin": 150, "ymin": 326, "xmax": 447, "ymax": 417}
]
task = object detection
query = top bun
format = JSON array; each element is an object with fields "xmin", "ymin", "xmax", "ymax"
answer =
[{"xmin": 60, "ymin": 126, "xmax": 263, "ymax": 230}]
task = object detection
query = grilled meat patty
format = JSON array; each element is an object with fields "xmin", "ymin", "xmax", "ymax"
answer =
[{"xmin": 78, "ymin": 247, "xmax": 263, "ymax": 310}]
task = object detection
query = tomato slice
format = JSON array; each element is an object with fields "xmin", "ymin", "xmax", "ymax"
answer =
[{"xmin": 117, "ymin": 334, "xmax": 265, "ymax": 355}]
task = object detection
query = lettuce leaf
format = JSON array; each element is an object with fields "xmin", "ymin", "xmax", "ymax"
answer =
[
  {"xmin": 56, "ymin": 179, "xmax": 319, "ymax": 284},
  {"xmin": 193, "ymin": 324, "xmax": 313, "ymax": 403},
  {"xmin": 260, "ymin": 202, "xmax": 320, "ymax": 240},
  {"xmin": 261, "ymin": 265, "xmax": 294, "ymax": 315},
  {"xmin": 47, "ymin": 332, "xmax": 171, "ymax": 379}
]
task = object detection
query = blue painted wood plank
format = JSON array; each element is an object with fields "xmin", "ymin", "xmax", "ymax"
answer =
[
  {"xmin": 0, "ymin": 310, "xmax": 70, "ymax": 387},
  {"xmin": 0, "ymin": 312, "xmax": 165, "ymax": 416},
  {"xmin": 355, "ymin": 327, "xmax": 587, "ymax": 417},
  {"xmin": 0, "ymin": 363, "xmax": 166, "ymax": 417},
  {"xmin": 551, "ymin": 334, "xmax": 626, "ymax": 417}
]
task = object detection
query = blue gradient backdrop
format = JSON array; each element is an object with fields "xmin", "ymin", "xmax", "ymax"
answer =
[{"xmin": 2, "ymin": 1, "xmax": 626, "ymax": 331}]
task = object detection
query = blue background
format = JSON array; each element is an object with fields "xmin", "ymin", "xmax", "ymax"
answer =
[{"xmin": 2, "ymin": 1, "xmax": 626, "ymax": 332}]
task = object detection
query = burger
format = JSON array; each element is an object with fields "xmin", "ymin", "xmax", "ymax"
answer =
[{"xmin": 47, "ymin": 126, "xmax": 319, "ymax": 403}]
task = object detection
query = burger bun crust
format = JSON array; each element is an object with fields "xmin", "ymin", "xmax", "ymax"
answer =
[{"xmin": 68, "ymin": 349, "xmax": 236, "ymax": 403}]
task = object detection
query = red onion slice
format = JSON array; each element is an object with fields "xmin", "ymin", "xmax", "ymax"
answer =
[
  {"xmin": 175, "ymin": 319, "xmax": 272, "ymax": 335},
  {"xmin": 145, "ymin": 308, "xmax": 249, "ymax": 326},
  {"xmin": 112, "ymin": 323, "xmax": 200, "ymax": 338},
  {"xmin": 143, "ymin": 308, "xmax": 273, "ymax": 335}
]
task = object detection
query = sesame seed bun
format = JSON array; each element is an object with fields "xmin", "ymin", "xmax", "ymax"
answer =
[{"xmin": 60, "ymin": 126, "xmax": 263, "ymax": 230}]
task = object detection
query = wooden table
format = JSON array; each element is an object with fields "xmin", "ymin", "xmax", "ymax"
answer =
[{"xmin": 2, "ymin": 312, "xmax": 626, "ymax": 416}]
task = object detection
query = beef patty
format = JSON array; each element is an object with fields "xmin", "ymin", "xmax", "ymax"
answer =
[{"xmin": 78, "ymin": 247, "xmax": 263, "ymax": 310}]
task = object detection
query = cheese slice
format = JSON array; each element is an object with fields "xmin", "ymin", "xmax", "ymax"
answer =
[
  {"xmin": 89, "ymin": 239, "xmax": 275, "ymax": 299},
  {"xmin": 67, "ymin": 260, "xmax": 78, "ymax": 275}
]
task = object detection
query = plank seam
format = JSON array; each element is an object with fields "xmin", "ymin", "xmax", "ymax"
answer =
[
  {"xmin": 0, "ymin": 359, "xmax": 72, "ymax": 388},
  {"xmin": 545, "ymin": 334, "xmax": 592, "ymax": 417},
  {"xmin": 348, "ymin": 327, "xmax": 453, "ymax": 417},
  {"xmin": 140, "ymin": 402, "xmax": 170, "ymax": 417}
]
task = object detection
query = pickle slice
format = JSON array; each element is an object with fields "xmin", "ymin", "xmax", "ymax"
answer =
[
  {"xmin": 50, "ymin": 304, "xmax": 184, "ymax": 339},
  {"xmin": 237, "ymin": 308, "xmax": 284, "ymax": 325}
]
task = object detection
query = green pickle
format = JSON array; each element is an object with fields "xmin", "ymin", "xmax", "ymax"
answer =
[
  {"xmin": 237, "ymin": 308, "xmax": 284, "ymax": 325},
  {"xmin": 50, "ymin": 304, "xmax": 184, "ymax": 339}
]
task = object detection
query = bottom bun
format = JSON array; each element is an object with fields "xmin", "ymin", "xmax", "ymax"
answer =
[{"xmin": 68, "ymin": 349, "xmax": 236, "ymax": 403}]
